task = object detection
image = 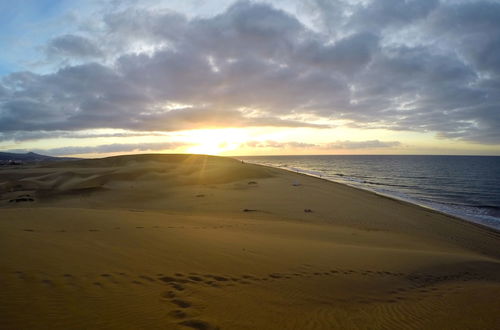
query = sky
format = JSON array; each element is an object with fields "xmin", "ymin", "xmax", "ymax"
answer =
[{"xmin": 1, "ymin": 0, "xmax": 500, "ymax": 157}]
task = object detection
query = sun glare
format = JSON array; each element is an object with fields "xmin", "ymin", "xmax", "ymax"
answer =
[
  {"xmin": 183, "ymin": 128, "xmax": 248, "ymax": 155},
  {"xmin": 187, "ymin": 143, "xmax": 226, "ymax": 155}
]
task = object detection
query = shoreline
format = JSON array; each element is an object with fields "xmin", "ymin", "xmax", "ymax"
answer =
[{"xmin": 237, "ymin": 156, "xmax": 500, "ymax": 233}]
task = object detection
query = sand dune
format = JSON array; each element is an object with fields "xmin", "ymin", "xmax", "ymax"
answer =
[{"xmin": 1, "ymin": 154, "xmax": 499, "ymax": 329}]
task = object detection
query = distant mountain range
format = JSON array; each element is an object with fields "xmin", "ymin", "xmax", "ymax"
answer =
[{"xmin": 0, "ymin": 152, "xmax": 78, "ymax": 164}]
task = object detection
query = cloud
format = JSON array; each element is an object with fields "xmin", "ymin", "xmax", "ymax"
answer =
[
  {"xmin": 300, "ymin": 0, "xmax": 352, "ymax": 36},
  {"xmin": 245, "ymin": 140, "xmax": 318, "ymax": 148},
  {"xmin": 0, "ymin": 130, "xmax": 171, "ymax": 142},
  {"xmin": 1, "ymin": 0, "xmax": 500, "ymax": 145},
  {"xmin": 325, "ymin": 140, "xmax": 401, "ymax": 149},
  {"xmin": 0, "ymin": 83, "xmax": 6, "ymax": 97},
  {"xmin": 350, "ymin": 0, "xmax": 439, "ymax": 31},
  {"xmin": 245, "ymin": 139, "xmax": 400, "ymax": 150},
  {"xmin": 430, "ymin": 1, "xmax": 500, "ymax": 75},
  {"xmin": 46, "ymin": 34, "xmax": 104, "ymax": 59},
  {"xmin": 295, "ymin": 32, "xmax": 380, "ymax": 75},
  {"xmin": 7, "ymin": 141, "xmax": 190, "ymax": 156}
]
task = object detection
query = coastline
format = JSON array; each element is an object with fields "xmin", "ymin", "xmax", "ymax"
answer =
[
  {"xmin": 249, "ymin": 161, "xmax": 500, "ymax": 237},
  {"xmin": 237, "ymin": 155, "xmax": 500, "ymax": 232}
]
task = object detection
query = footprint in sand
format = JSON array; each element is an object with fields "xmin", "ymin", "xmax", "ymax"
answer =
[
  {"xmin": 169, "ymin": 309, "xmax": 187, "ymax": 319},
  {"xmin": 205, "ymin": 275, "xmax": 229, "ymax": 282},
  {"xmin": 162, "ymin": 291, "xmax": 176, "ymax": 299},
  {"xmin": 41, "ymin": 279, "xmax": 54, "ymax": 287},
  {"xmin": 139, "ymin": 275, "xmax": 156, "ymax": 282},
  {"xmin": 179, "ymin": 319, "xmax": 217, "ymax": 330},
  {"xmin": 166, "ymin": 282, "xmax": 185, "ymax": 291},
  {"xmin": 171, "ymin": 299, "xmax": 191, "ymax": 308},
  {"xmin": 188, "ymin": 276, "xmax": 204, "ymax": 282}
]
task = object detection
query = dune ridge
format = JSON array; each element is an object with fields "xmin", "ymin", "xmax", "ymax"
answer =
[{"xmin": 1, "ymin": 154, "xmax": 499, "ymax": 329}]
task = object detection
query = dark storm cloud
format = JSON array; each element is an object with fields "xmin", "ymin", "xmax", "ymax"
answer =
[{"xmin": 1, "ymin": 0, "xmax": 500, "ymax": 144}]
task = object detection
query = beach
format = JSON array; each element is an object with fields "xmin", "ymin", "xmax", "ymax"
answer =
[{"xmin": 1, "ymin": 154, "xmax": 499, "ymax": 329}]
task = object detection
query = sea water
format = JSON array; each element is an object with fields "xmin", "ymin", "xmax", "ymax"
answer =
[{"xmin": 237, "ymin": 155, "xmax": 500, "ymax": 230}]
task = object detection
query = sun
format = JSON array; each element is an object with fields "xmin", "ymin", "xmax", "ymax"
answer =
[
  {"xmin": 183, "ymin": 128, "xmax": 248, "ymax": 155},
  {"xmin": 186, "ymin": 142, "xmax": 226, "ymax": 155}
]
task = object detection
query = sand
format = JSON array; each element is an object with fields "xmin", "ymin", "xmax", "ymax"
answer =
[{"xmin": 0, "ymin": 154, "xmax": 499, "ymax": 329}]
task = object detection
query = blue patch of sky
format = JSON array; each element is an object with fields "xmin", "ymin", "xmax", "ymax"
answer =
[{"xmin": 0, "ymin": 0, "xmax": 87, "ymax": 77}]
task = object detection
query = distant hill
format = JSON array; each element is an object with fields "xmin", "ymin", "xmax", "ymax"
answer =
[{"xmin": 0, "ymin": 152, "xmax": 79, "ymax": 164}]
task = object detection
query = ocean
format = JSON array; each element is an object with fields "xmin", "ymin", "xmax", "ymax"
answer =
[{"xmin": 237, "ymin": 155, "xmax": 500, "ymax": 230}]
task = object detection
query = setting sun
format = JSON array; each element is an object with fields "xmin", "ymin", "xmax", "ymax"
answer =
[
  {"xmin": 183, "ymin": 128, "xmax": 248, "ymax": 155},
  {"xmin": 186, "ymin": 142, "xmax": 226, "ymax": 155}
]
